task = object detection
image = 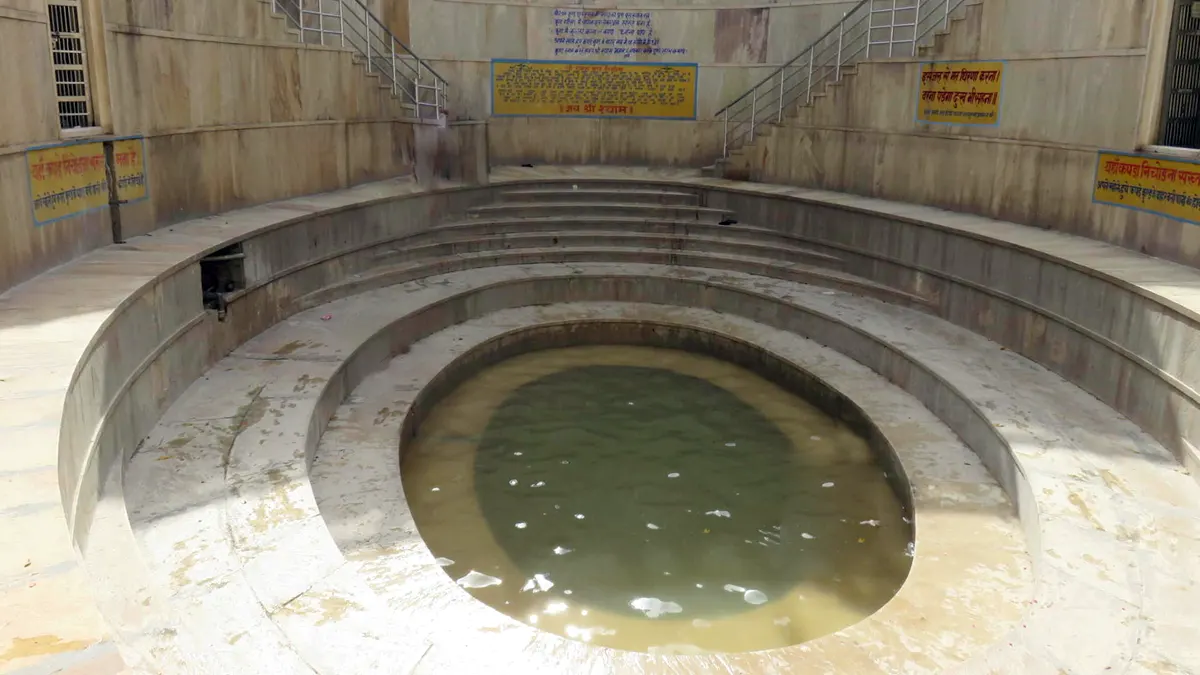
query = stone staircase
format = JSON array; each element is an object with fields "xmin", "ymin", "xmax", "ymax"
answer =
[
  {"xmin": 307, "ymin": 182, "xmax": 934, "ymax": 310},
  {"xmin": 704, "ymin": 0, "xmax": 983, "ymax": 176},
  {"xmin": 259, "ymin": 0, "xmax": 448, "ymax": 120}
]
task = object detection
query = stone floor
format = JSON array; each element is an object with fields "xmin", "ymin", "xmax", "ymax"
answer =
[{"xmin": 3, "ymin": 167, "xmax": 1200, "ymax": 674}]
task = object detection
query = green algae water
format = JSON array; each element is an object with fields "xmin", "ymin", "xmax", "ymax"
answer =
[{"xmin": 402, "ymin": 346, "xmax": 912, "ymax": 654}]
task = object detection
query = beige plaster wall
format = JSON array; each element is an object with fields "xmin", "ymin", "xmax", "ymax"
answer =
[
  {"xmin": 400, "ymin": 0, "xmax": 858, "ymax": 166},
  {"xmin": 727, "ymin": 0, "xmax": 1200, "ymax": 268},
  {"xmin": 0, "ymin": 0, "xmax": 419, "ymax": 294}
]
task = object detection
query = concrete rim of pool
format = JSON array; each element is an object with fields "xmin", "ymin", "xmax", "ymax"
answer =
[
  {"xmin": 115, "ymin": 287, "xmax": 1029, "ymax": 673},
  {"xmin": 398, "ymin": 321, "xmax": 921, "ymax": 654}
]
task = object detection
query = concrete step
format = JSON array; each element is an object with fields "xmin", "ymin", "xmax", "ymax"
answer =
[
  {"xmin": 496, "ymin": 187, "xmax": 700, "ymax": 206},
  {"xmin": 299, "ymin": 246, "xmax": 931, "ymax": 312},
  {"xmin": 421, "ymin": 217, "xmax": 843, "ymax": 266},
  {"xmin": 371, "ymin": 231, "xmax": 842, "ymax": 270},
  {"xmin": 468, "ymin": 201, "xmax": 733, "ymax": 223}
]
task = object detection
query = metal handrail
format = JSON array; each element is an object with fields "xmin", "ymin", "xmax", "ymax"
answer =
[
  {"xmin": 271, "ymin": 0, "xmax": 449, "ymax": 121},
  {"xmin": 715, "ymin": 0, "xmax": 971, "ymax": 158}
]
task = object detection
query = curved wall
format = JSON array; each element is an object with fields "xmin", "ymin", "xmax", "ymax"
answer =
[
  {"xmin": 0, "ymin": 0, "xmax": 418, "ymax": 293},
  {"xmin": 7, "ymin": 171, "xmax": 1200, "ymax": 673},
  {"xmin": 59, "ymin": 175, "xmax": 1200, "ymax": 554}
]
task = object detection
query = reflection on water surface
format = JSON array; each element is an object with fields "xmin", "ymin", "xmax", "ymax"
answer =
[{"xmin": 403, "ymin": 346, "xmax": 912, "ymax": 653}]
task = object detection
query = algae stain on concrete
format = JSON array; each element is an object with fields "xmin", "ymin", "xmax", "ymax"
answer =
[
  {"xmin": 248, "ymin": 468, "xmax": 309, "ymax": 533},
  {"xmin": 1067, "ymin": 491, "xmax": 1105, "ymax": 531},
  {"xmin": 273, "ymin": 340, "xmax": 308, "ymax": 356},
  {"xmin": 0, "ymin": 635, "xmax": 92, "ymax": 662},
  {"xmin": 292, "ymin": 374, "xmax": 327, "ymax": 393},
  {"xmin": 275, "ymin": 592, "xmax": 364, "ymax": 627},
  {"xmin": 316, "ymin": 595, "xmax": 363, "ymax": 626}
]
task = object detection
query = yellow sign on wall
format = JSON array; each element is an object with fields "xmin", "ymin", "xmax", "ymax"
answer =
[
  {"xmin": 114, "ymin": 138, "xmax": 148, "ymax": 203},
  {"xmin": 27, "ymin": 142, "xmax": 108, "ymax": 225},
  {"xmin": 491, "ymin": 59, "xmax": 698, "ymax": 119},
  {"xmin": 1093, "ymin": 151, "xmax": 1200, "ymax": 223},
  {"xmin": 916, "ymin": 61, "xmax": 1004, "ymax": 125}
]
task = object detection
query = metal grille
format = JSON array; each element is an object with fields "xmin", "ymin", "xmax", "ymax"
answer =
[
  {"xmin": 47, "ymin": 1, "xmax": 93, "ymax": 130},
  {"xmin": 1160, "ymin": 0, "xmax": 1200, "ymax": 149}
]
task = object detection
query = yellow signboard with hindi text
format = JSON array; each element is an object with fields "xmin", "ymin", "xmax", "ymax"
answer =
[
  {"xmin": 27, "ymin": 142, "xmax": 108, "ymax": 225},
  {"xmin": 916, "ymin": 61, "xmax": 1004, "ymax": 125},
  {"xmin": 1093, "ymin": 151, "xmax": 1200, "ymax": 224},
  {"xmin": 491, "ymin": 59, "xmax": 697, "ymax": 119},
  {"xmin": 113, "ymin": 138, "xmax": 148, "ymax": 203}
]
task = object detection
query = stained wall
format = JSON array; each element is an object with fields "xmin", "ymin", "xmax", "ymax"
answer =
[
  {"xmin": 0, "ymin": 0, "xmax": 419, "ymax": 293},
  {"xmin": 726, "ymin": 0, "xmax": 1200, "ymax": 267}
]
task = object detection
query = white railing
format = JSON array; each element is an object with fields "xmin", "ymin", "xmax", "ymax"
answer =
[
  {"xmin": 271, "ymin": 0, "xmax": 449, "ymax": 121},
  {"xmin": 715, "ymin": 0, "xmax": 970, "ymax": 157}
]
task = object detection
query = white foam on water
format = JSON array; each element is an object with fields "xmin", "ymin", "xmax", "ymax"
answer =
[
  {"xmin": 508, "ymin": 479, "xmax": 519, "ymax": 486},
  {"xmin": 860, "ymin": 519, "xmax": 880, "ymax": 527},
  {"xmin": 646, "ymin": 523, "xmax": 660, "ymax": 530},
  {"xmin": 705, "ymin": 510, "xmax": 731, "ymax": 518},
  {"xmin": 434, "ymin": 557, "xmax": 454, "ymax": 567},
  {"xmin": 667, "ymin": 472, "xmax": 680, "ymax": 478},
  {"xmin": 822, "ymin": 482, "xmax": 835, "ymax": 488},
  {"xmin": 553, "ymin": 546, "xmax": 573, "ymax": 555},
  {"xmin": 629, "ymin": 597, "xmax": 683, "ymax": 619},
  {"xmin": 457, "ymin": 571, "xmax": 502, "ymax": 589},
  {"xmin": 743, "ymin": 589, "xmax": 768, "ymax": 605},
  {"xmin": 531, "ymin": 481, "xmax": 546, "ymax": 488},
  {"xmin": 515, "ymin": 522, "xmax": 527, "ymax": 529},
  {"xmin": 723, "ymin": 584, "xmax": 746, "ymax": 593},
  {"xmin": 725, "ymin": 442, "xmax": 737, "ymax": 447},
  {"xmin": 544, "ymin": 601, "xmax": 569, "ymax": 615},
  {"xmin": 801, "ymin": 532, "xmax": 815, "ymax": 540}
]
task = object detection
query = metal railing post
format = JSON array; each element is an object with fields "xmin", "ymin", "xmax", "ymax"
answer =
[
  {"xmin": 750, "ymin": 89, "xmax": 757, "ymax": 139},
  {"xmin": 942, "ymin": 0, "xmax": 950, "ymax": 30},
  {"xmin": 806, "ymin": 49, "xmax": 814, "ymax": 103},
  {"xmin": 337, "ymin": 0, "xmax": 344, "ymax": 48},
  {"xmin": 364, "ymin": 5, "xmax": 372, "ymax": 72},
  {"xmin": 777, "ymin": 68, "xmax": 785, "ymax": 122},
  {"xmin": 391, "ymin": 38, "xmax": 397, "ymax": 96},
  {"xmin": 836, "ymin": 11, "xmax": 844, "ymax": 81},
  {"xmin": 889, "ymin": 0, "xmax": 897, "ymax": 57},
  {"xmin": 722, "ymin": 110, "xmax": 729, "ymax": 158},
  {"xmin": 319, "ymin": 0, "xmax": 327, "ymax": 46}
]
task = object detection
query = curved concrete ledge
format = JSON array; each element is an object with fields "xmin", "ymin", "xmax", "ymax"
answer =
[
  {"xmin": 119, "ymin": 284, "xmax": 1027, "ymax": 673},
  {"xmin": 104, "ymin": 262, "xmax": 1195, "ymax": 673},
  {"xmin": 6, "ymin": 167, "xmax": 1200, "ymax": 672}
]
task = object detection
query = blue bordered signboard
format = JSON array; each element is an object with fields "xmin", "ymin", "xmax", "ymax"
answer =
[{"xmin": 26, "ymin": 135, "xmax": 149, "ymax": 226}]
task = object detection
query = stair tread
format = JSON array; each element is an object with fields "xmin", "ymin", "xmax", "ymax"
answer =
[
  {"xmin": 422, "ymin": 220, "xmax": 842, "ymax": 263},
  {"xmin": 469, "ymin": 201, "xmax": 731, "ymax": 214},
  {"xmin": 336, "ymin": 246, "xmax": 926, "ymax": 303},
  {"xmin": 384, "ymin": 230, "xmax": 842, "ymax": 264},
  {"xmin": 499, "ymin": 188, "xmax": 699, "ymax": 198}
]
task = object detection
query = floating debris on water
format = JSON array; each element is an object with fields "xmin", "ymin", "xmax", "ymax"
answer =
[
  {"xmin": 457, "ymin": 571, "xmax": 502, "ymax": 588},
  {"xmin": 630, "ymin": 597, "xmax": 683, "ymax": 618}
]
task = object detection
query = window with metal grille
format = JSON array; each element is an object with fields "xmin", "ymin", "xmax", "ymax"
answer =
[
  {"xmin": 46, "ymin": 1, "xmax": 93, "ymax": 130},
  {"xmin": 1160, "ymin": 0, "xmax": 1200, "ymax": 149}
]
